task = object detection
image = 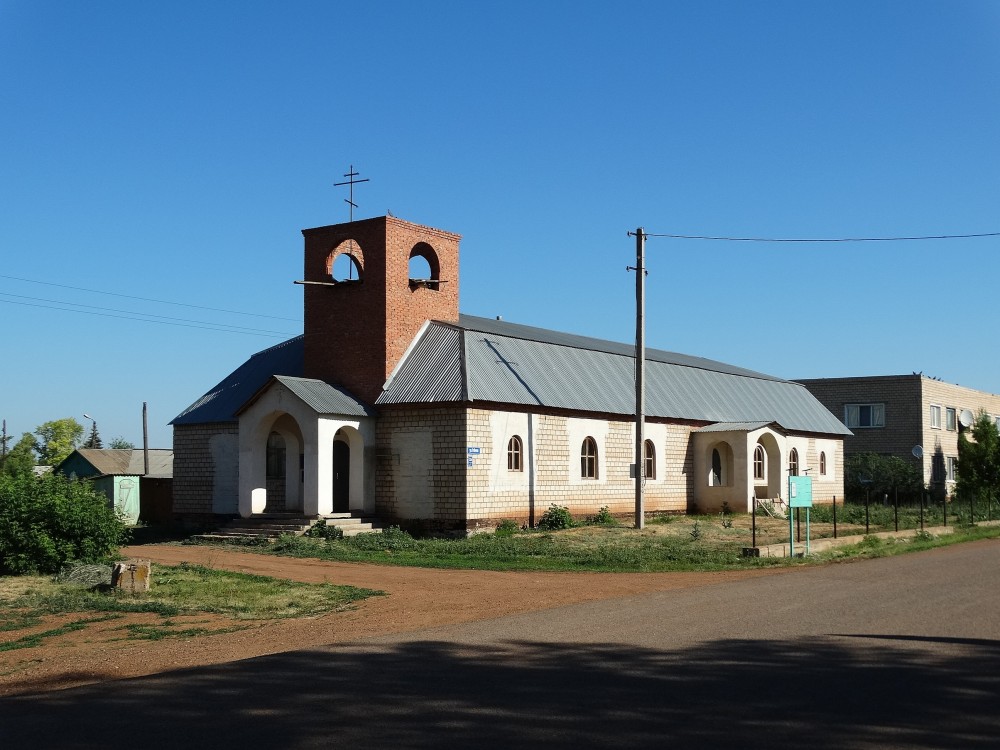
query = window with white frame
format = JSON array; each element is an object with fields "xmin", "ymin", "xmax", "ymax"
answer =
[
  {"xmin": 844, "ymin": 403, "xmax": 885, "ymax": 428},
  {"xmin": 820, "ymin": 451, "xmax": 827, "ymax": 476},
  {"xmin": 947, "ymin": 456, "xmax": 958, "ymax": 482},
  {"xmin": 930, "ymin": 404, "xmax": 942, "ymax": 429},
  {"xmin": 753, "ymin": 444, "xmax": 765, "ymax": 481},
  {"xmin": 946, "ymin": 407, "xmax": 957, "ymax": 431}
]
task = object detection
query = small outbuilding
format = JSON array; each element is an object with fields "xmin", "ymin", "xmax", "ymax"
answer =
[{"xmin": 55, "ymin": 448, "xmax": 174, "ymax": 524}]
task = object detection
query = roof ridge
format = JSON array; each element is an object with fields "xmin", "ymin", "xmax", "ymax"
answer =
[{"xmin": 451, "ymin": 314, "xmax": 785, "ymax": 383}]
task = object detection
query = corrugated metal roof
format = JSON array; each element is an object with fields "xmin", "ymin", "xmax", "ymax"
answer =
[
  {"xmin": 72, "ymin": 449, "xmax": 173, "ymax": 477},
  {"xmin": 456, "ymin": 314, "xmax": 783, "ymax": 381},
  {"xmin": 378, "ymin": 318, "xmax": 852, "ymax": 436},
  {"xmin": 380, "ymin": 323, "xmax": 466, "ymax": 403},
  {"xmin": 171, "ymin": 336, "xmax": 304, "ymax": 425},
  {"xmin": 271, "ymin": 375, "xmax": 373, "ymax": 416}
]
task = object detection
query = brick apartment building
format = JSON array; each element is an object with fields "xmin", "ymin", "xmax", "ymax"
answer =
[
  {"xmin": 796, "ymin": 374, "xmax": 1000, "ymax": 495},
  {"xmin": 171, "ymin": 214, "xmax": 849, "ymax": 532}
]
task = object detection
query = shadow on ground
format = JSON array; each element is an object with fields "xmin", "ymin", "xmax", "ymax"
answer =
[{"xmin": 3, "ymin": 635, "xmax": 998, "ymax": 749}]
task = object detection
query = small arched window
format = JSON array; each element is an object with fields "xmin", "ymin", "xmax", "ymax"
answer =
[
  {"xmin": 507, "ymin": 436, "xmax": 523, "ymax": 472},
  {"xmin": 581, "ymin": 437, "xmax": 598, "ymax": 479},
  {"xmin": 753, "ymin": 444, "xmax": 765, "ymax": 481},
  {"xmin": 820, "ymin": 451, "xmax": 827, "ymax": 476},
  {"xmin": 644, "ymin": 439, "xmax": 656, "ymax": 480},
  {"xmin": 789, "ymin": 448, "xmax": 799, "ymax": 477}
]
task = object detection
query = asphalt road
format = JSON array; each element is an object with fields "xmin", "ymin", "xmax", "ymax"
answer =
[{"xmin": 3, "ymin": 540, "xmax": 999, "ymax": 749}]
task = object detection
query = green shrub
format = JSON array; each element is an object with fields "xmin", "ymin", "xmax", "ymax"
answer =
[
  {"xmin": 346, "ymin": 525, "xmax": 416, "ymax": 551},
  {"xmin": 590, "ymin": 506, "xmax": 617, "ymax": 526},
  {"xmin": 538, "ymin": 504, "xmax": 573, "ymax": 530},
  {"xmin": 0, "ymin": 473, "xmax": 129, "ymax": 575},
  {"xmin": 494, "ymin": 519, "xmax": 520, "ymax": 537},
  {"xmin": 304, "ymin": 519, "xmax": 344, "ymax": 540}
]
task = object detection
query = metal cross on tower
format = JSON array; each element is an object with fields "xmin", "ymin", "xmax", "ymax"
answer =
[{"xmin": 334, "ymin": 165, "xmax": 370, "ymax": 223}]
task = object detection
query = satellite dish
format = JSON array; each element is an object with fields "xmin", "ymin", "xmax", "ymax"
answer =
[
  {"xmin": 959, "ymin": 409, "xmax": 975, "ymax": 428},
  {"xmin": 912, "ymin": 445, "xmax": 923, "ymax": 459}
]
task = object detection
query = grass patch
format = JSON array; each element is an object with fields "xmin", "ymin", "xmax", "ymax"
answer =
[
  {"xmin": 119, "ymin": 622, "xmax": 249, "ymax": 641},
  {"xmin": 191, "ymin": 514, "xmax": 1000, "ymax": 573},
  {"xmin": 0, "ymin": 615, "xmax": 120, "ymax": 652},
  {"xmin": 0, "ymin": 563, "xmax": 384, "ymax": 650},
  {"xmin": 149, "ymin": 562, "xmax": 381, "ymax": 619},
  {"xmin": 222, "ymin": 525, "xmax": 791, "ymax": 573},
  {"xmin": 818, "ymin": 523, "xmax": 1000, "ymax": 561}
]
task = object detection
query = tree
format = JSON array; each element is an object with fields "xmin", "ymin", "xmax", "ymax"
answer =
[
  {"xmin": 1, "ymin": 433, "xmax": 38, "ymax": 477},
  {"xmin": 845, "ymin": 452, "xmax": 923, "ymax": 503},
  {"xmin": 34, "ymin": 418, "xmax": 84, "ymax": 466},
  {"xmin": 85, "ymin": 421, "xmax": 103, "ymax": 449},
  {"xmin": 0, "ymin": 472, "xmax": 129, "ymax": 574},
  {"xmin": 109, "ymin": 436, "xmax": 135, "ymax": 450},
  {"xmin": 957, "ymin": 410, "xmax": 1000, "ymax": 507}
]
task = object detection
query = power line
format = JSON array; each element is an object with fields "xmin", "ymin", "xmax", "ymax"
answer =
[
  {"xmin": 0, "ymin": 297, "xmax": 296, "ymax": 338},
  {"xmin": 0, "ymin": 291, "xmax": 297, "ymax": 335},
  {"xmin": 644, "ymin": 231, "xmax": 1000, "ymax": 243},
  {"xmin": 0, "ymin": 273, "xmax": 300, "ymax": 322}
]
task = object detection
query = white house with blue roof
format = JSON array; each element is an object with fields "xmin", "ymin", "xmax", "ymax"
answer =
[{"xmin": 171, "ymin": 214, "xmax": 850, "ymax": 532}]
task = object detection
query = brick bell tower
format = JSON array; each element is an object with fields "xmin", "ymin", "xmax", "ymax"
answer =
[{"xmin": 301, "ymin": 215, "xmax": 461, "ymax": 404}]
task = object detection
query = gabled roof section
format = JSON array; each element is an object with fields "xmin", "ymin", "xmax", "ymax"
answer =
[
  {"xmin": 378, "ymin": 315, "xmax": 852, "ymax": 436},
  {"xmin": 61, "ymin": 448, "xmax": 174, "ymax": 478},
  {"xmin": 237, "ymin": 375, "xmax": 373, "ymax": 418},
  {"xmin": 171, "ymin": 336, "xmax": 304, "ymax": 425}
]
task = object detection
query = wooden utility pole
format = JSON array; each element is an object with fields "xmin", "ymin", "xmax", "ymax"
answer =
[
  {"xmin": 142, "ymin": 402, "xmax": 149, "ymax": 476},
  {"xmin": 632, "ymin": 228, "xmax": 646, "ymax": 529}
]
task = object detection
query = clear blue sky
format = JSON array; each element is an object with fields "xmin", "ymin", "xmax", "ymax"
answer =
[{"xmin": 2, "ymin": 1, "xmax": 998, "ymax": 450}]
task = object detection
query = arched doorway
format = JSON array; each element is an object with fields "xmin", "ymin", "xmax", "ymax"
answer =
[
  {"xmin": 332, "ymin": 438, "xmax": 350, "ymax": 512},
  {"xmin": 266, "ymin": 431, "xmax": 287, "ymax": 512}
]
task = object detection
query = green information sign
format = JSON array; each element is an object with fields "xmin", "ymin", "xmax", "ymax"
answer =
[
  {"xmin": 788, "ymin": 476, "xmax": 813, "ymax": 508},
  {"xmin": 787, "ymin": 475, "xmax": 813, "ymax": 556}
]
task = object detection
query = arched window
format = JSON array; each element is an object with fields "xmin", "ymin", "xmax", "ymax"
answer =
[
  {"xmin": 644, "ymin": 439, "xmax": 656, "ymax": 480},
  {"xmin": 788, "ymin": 448, "xmax": 799, "ymax": 477},
  {"xmin": 266, "ymin": 432, "xmax": 286, "ymax": 479},
  {"xmin": 711, "ymin": 448, "xmax": 723, "ymax": 486},
  {"xmin": 507, "ymin": 435, "xmax": 523, "ymax": 472},
  {"xmin": 581, "ymin": 437, "xmax": 598, "ymax": 479},
  {"xmin": 820, "ymin": 451, "xmax": 827, "ymax": 476},
  {"xmin": 753, "ymin": 444, "xmax": 765, "ymax": 480}
]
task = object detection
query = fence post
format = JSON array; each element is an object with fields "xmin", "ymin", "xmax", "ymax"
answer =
[
  {"xmin": 894, "ymin": 486, "xmax": 898, "ymax": 532},
  {"xmin": 865, "ymin": 488, "xmax": 870, "ymax": 535},
  {"xmin": 832, "ymin": 495, "xmax": 837, "ymax": 539},
  {"xmin": 920, "ymin": 490, "xmax": 924, "ymax": 532}
]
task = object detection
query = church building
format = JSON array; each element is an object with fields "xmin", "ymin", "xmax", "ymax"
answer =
[{"xmin": 171, "ymin": 214, "xmax": 850, "ymax": 532}]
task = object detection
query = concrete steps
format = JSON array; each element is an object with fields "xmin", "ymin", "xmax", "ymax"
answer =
[{"xmin": 195, "ymin": 512, "xmax": 383, "ymax": 542}]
